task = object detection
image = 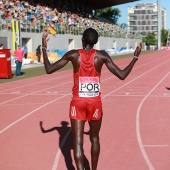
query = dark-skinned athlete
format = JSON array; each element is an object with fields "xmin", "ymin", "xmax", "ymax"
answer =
[{"xmin": 42, "ymin": 28, "xmax": 142, "ymax": 170}]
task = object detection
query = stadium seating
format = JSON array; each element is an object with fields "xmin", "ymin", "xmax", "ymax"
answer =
[{"xmin": 0, "ymin": 0, "xmax": 140, "ymax": 63}]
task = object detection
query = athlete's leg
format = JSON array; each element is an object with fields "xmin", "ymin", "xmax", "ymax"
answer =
[
  {"xmin": 71, "ymin": 119, "xmax": 86, "ymax": 170},
  {"xmin": 88, "ymin": 117, "xmax": 102, "ymax": 170}
]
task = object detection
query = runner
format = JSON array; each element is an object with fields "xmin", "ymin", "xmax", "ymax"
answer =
[{"xmin": 42, "ymin": 28, "xmax": 142, "ymax": 170}]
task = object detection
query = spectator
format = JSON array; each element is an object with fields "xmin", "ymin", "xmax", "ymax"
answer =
[
  {"xmin": 13, "ymin": 44, "xmax": 24, "ymax": 77},
  {"xmin": 23, "ymin": 44, "xmax": 28, "ymax": 59},
  {"xmin": 36, "ymin": 45, "xmax": 41, "ymax": 63}
]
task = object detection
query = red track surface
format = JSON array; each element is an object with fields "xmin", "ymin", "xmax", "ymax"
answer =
[{"xmin": 0, "ymin": 50, "xmax": 170, "ymax": 170}]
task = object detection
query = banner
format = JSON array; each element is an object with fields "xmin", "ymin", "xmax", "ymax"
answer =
[{"xmin": 12, "ymin": 19, "xmax": 20, "ymax": 51}]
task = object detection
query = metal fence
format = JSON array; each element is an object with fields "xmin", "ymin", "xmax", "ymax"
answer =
[{"xmin": 0, "ymin": 19, "xmax": 142, "ymax": 39}]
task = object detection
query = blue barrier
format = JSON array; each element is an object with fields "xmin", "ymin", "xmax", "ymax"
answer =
[{"xmin": 50, "ymin": 49, "xmax": 68, "ymax": 59}]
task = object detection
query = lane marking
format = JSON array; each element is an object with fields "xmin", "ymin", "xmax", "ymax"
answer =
[
  {"xmin": 0, "ymin": 73, "xmax": 73, "ymax": 93},
  {"xmin": 0, "ymin": 94, "xmax": 70, "ymax": 134},
  {"xmin": 52, "ymin": 58, "xmax": 170, "ymax": 170},
  {"xmin": 104, "ymin": 94, "xmax": 170, "ymax": 97},
  {"xmin": 1, "ymin": 52, "xmax": 170, "ymax": 169},
  {"xmin": 52, "ymin": 61, "xmax": 170, "ymax": 170},
  {"xmin": 136, "ymin": 71, "xmax": 170, "ymax": 170},
  {"xmin": 52, "ymin": 129, "xmax": 72, "ymax": 170},
  {"xmin": 0, "ymin": 54, "xmax": 165, "ymax": 94},
  {"xmin": 0, "ymin": 54, "xmax": 167, "ymax": 106},
  {"xmin": 144, "ymin": 145, "xmax": 169, "ymax": 147},
  {"xmin": 0, "ymin": 81, "xmax": 72, "ymax": 105},
  {"xmin": 0, "ymin": 73, "xmax": 126, "ymax": 131},
  {"xmin": 99, "ymin": 59, "xmax": 170, "ymax": 99}
]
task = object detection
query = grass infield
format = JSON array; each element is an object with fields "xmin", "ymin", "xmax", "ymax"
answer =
[{"xmin": 0, "ymin": 50, "xmax": 156, "ymax": 84}]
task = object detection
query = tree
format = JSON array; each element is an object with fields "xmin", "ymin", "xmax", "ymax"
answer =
[
  {"xmin": 161, "ymin": 29, "xmax": 168, "ymax": 46},
  {"xmin": 142, "ymin": 32, "xmax": 157, "ymax": 46},
  {"xmin": 96, "ymin": 7, "xmax": 121, "ymax": 25},
  {"xmin": 119, "ymin": 23, "xmax": 128, "ymax": 30}
]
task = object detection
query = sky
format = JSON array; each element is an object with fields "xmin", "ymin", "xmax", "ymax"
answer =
[{"xmin": 114, "ymin": 0, "xmax": 170, "ymax": 30}]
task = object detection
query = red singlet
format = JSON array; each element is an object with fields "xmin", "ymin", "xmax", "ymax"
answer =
[{"xmin": 69, "ymin": 49, "xmax": 103, "ymax": 121}]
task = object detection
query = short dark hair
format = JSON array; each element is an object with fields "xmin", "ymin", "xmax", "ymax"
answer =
[{"xmin": 83, "ymin": 28, "xmax": 98, "ymax": 45}]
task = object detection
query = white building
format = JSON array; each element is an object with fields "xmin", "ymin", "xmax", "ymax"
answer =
[{"xmin": 128, "ymin": 2, "xmax": 166, "ymax": 37}]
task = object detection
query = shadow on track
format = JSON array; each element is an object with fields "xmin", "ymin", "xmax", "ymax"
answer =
[{"xmin": 39, "ymin": 121, "xmax": 90, "ymax": 170}]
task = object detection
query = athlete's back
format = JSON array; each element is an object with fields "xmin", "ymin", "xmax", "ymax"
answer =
[{"xmin": 72, "ymin": 49, "xmax": 101, "ymax": 100}]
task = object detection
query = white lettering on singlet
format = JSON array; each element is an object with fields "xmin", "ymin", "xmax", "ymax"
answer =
[{"xmin": 79, "ymin": 77, "xmax": 100, "ymax": 97}]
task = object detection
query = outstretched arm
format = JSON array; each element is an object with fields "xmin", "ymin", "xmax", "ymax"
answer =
[
  {"xmin": 104, "ymin": 43, "xmax": 142, "ymax": 80},
  {"xmin": 39, "ymin": 121, "xmax": 56, "ymax": 133},
  {"xmin": 42, "ymin": 33, "xmax": 70, "ymax": 74}
]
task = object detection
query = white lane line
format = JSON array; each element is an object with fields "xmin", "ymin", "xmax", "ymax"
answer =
[
  {"xmin": 0, "ymin": 73, "xmax": 73, "ymax": 93},
  {"xmin": 52, "ymin": 59, "xmax": 170, "ymax": 170},
  {"xmin": 0, "ymin": 94, "xmax": 71, "ymax": 134},
  {"xmin": 0, "ymin": 55, "xmax": 166, "ymax": 106},
  {"xmin": 0, "ymin": 72, "xmax": 125, "ymax": 131},
  {"xmin": 52, "ymin": 128, "xmax": 72, "ymax": 170},
  {"xmin": 104, "ymin": 94, "xmax": 170, "ymax": 98},
  {"xmin": 100, "ymin": 59, "xmax": 170, "ymax": 99},
  {"xmin": 0, "ymin": 54, "xmax": 164, "ymax": 94},
  {"xmin": 144, "ymin": 145, "xmax": 169, "ymax": 147},
  {"xmin": 0, "ymin": 66, "xmax": 128, "ymax": 105},
  {"xmin": 1, "ymin": 54, "xmax": 169, "ymax": 169},
  {"xmin": 136, "ymin": 72, "xmax": 170, "ymax": 170},
  {"xmin": 0, "ymin": 81, "xmax": 72, "ymax": 105}
]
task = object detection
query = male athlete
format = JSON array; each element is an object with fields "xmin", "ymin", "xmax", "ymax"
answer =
[{"xmin": 42, "ymin": 28, "xmax": 142, "ymax": 170}]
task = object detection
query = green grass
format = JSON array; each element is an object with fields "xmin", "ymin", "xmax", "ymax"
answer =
[{"xmin": 0, "ymin": 50, "xmax": 156, "ymax": 84}]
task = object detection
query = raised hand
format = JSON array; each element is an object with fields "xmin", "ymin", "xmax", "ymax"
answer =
[
  {"xmin": 134, "ymin": 42, "xmax": 142, "ymax": 57},
  {"xmin": 42, "ymin": 32, "xmax": 49, "ymax": 49},
  {"xmin": 40, "ymin": 121, "xmax": 43, "ymax": 127}
]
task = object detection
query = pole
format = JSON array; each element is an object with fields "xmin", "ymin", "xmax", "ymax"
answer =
[{"xmin": 157, "ymin": 0, "xmax": 161, "ymax": 50}]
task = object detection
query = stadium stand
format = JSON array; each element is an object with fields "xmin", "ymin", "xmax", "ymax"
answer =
[
  {"xmin": 0, "ymin": 0, "xmax": 140, "ymax": 37},
  {"xmin": 0, "ymin": 0, "xmax": 141, "ymax": 64}
]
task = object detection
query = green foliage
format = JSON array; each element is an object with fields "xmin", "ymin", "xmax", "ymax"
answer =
[
  {"xmin": 161, "ymin": 29, "xmax": 168, "ymax": 46},
  {"xmin": 96, "ymin": 7, "xmax": 121, "ymax": 25},
  {"xmin": 119, "ymin": 23, "xmax": 128, "ymax": 30},
  {"xmin": 142, "ymin": 32, "xmax": 157, "ymax": 46},
  {"xmin": 142, "ymin": 29, "xmax": 168, "ymax": 46}
]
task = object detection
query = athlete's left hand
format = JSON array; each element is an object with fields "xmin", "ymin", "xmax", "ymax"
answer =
[
  {"xmin": 134, "ymin": 42, "xmax": 142, "ymax": 57},
  {"xmin": 42, "ymin": 32, "xmax": 49, "ymax": 49}
]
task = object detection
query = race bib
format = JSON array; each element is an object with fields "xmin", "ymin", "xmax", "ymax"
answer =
[{"xmin": 79, "ymin": 77, "xmax": 100, "ymax": 97}]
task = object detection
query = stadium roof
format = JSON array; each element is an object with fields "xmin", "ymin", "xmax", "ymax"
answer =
[{"xmin": 78, "ymin": 0, "xmax": 140, "ymax": 9}]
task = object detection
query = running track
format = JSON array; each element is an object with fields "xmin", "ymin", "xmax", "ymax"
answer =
[{"xmin": 0, "ymin": 50, "xmax": 170, "ymax": 170}]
